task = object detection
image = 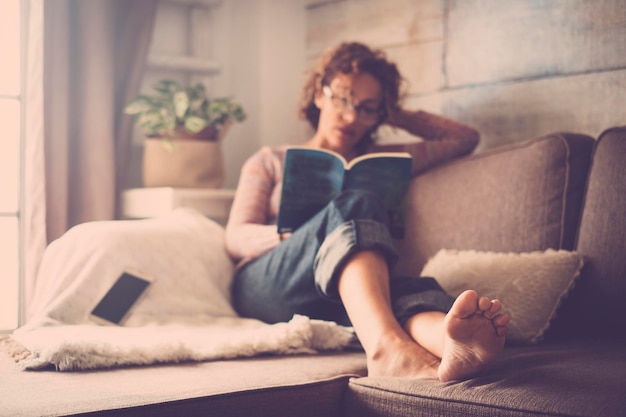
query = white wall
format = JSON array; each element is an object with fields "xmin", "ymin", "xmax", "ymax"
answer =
[
  {"xmin": 219, "ymin": 0, "xmax": 261, "ymax": 189},
  {"xmin": 258, "ymin": 0, "xmax": 309, "ymax": 148},
  {"xmin": 213, "ymin": 0, "xmax": 309, "ymax": 188}
]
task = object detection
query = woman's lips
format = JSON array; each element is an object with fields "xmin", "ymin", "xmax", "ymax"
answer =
[{"xmin": 337, "ymin": 126, "xmax": 355, "ymax": 138}]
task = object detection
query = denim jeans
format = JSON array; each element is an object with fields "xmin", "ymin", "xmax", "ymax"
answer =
[{"xmin": 232, "ymin": 189, "xmax": 454, "ymax": 326}]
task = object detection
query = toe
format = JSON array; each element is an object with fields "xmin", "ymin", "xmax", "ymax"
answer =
[
  {"xmin": 484, "ymin": 299, "xmax": 502, "ymax": 319},
  {"xmin": 495, "ymin": 321, "xmax": 508, "ymax": 336},
  {"xmin": 494, "ymin": 313, "xmax": 509, "ymax": 327},
  {"xmin": 492, "ymin": 313, "xmax": 510, "ymax": 336},
  {"xmin": 477, "ymin": 296, "xmax": 491, "ymax": 314},
  {"xmin": 450, "ymin": 290, "xmax": 480, "ymax": 319}
]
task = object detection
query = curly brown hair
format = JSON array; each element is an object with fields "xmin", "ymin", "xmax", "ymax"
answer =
[{"xmin": 298, "ymin": 42, "xmax": 406, "ymax": 148}]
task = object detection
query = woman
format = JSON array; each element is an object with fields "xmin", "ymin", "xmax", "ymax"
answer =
[{"xmin": 225, "ymin": 42, "xmax": 508, "ymax": 382}]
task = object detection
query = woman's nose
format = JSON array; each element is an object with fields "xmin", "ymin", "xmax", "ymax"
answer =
[{"xmin": 341, "ymin": 108, "xmax": 357, "ymax": 123}]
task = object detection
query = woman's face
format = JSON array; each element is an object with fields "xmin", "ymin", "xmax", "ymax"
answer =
[{"xmin": 314, "ymin": 72, "xmax": 383, "ymax": 156}]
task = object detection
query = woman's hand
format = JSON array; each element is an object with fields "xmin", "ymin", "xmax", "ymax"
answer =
[{"xmin": 279, "ymin": 232, "xmax": 292, "ymax": 241}]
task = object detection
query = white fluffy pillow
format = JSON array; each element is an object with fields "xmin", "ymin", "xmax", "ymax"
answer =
[
  {"xmin": 420, "ymin": 249, "xmax": 584, "ymax": 344},
  {"xmin": 25, "ymin": 208, "xmax": 237, "ymax": 328}
]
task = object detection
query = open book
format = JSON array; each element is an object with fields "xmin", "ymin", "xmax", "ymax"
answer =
[{"xmin": 277, "ymin": 147, "xmax": 412, "ymax": 238}]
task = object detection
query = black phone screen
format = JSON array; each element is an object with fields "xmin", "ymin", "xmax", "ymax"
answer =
[{"xmin": 90, "ymin": 272, "xmax": 151, "ymax": 324}]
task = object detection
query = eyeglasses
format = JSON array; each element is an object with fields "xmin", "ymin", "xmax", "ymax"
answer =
[{"xmin": 322, "ymin": 85, "xmax": 384, "ymax": 126}]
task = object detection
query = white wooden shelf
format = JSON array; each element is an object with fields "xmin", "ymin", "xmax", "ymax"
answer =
[{"xmin": 121, "ymin": 187, "xmax": 235, "ymax": 224}]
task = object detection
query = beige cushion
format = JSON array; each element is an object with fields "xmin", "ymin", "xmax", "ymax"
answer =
[{"xmin": 421, "ymin": 249, "xmax": 584, "ymax": 344}]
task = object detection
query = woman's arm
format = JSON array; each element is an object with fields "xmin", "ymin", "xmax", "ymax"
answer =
[
  {"xmin": 225, "ymin": 148, "xmax": 282, "ymax": 263},
  {"xmin": 372, "ymin": 109, "xmax": 480, "ymax": 175}
]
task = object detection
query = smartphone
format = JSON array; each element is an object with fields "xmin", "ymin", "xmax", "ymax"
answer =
[{"xmin": 89, "ymin": 270, "xmax": 153, "ymax": 325}]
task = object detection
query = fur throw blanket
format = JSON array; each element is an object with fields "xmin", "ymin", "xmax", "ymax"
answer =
[{"xmin": 9, "ymin": 208, "xmax": 355, "ymax": 371}]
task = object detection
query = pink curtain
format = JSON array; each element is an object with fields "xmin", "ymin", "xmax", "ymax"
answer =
[
  {"xmin": 23, "ymin": 0, "xmax": 157, "ymax": 318},
  {"xmin": 44, "ymin": 0, "xmax": 158, "ymax": 240}
]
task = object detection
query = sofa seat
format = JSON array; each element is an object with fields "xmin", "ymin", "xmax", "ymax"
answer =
[
  {"xmin": 0, "ymin": 350, "xmax": 366, "ymax": 417},
  {"xmin": 343, "ymin": 339, "xmax": 626, "ymax": 417}
]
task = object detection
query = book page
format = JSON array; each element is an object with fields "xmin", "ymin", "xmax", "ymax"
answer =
[
  {"xmin": 277, "ymin": 148, "xmax": 346, "ymax": 233},
  {"xmin": 345, "ymin": 151, "xmax": 410, "ymax": 169},
  {"xmin": 345, "ymin": 154, "xmax": 412, "ymax": 238}
]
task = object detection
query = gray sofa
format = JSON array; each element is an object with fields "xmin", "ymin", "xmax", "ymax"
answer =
[{"xmin": 2, "ymin": 127, "xmax": 625, "ymax": 417}]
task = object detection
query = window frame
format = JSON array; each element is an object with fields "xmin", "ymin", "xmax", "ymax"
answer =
[
  {"xmin": 0, "ymin": 0, "xmax": 25, "ymax": 333},
  {"xmin": 17, "ymin": 0, "xmax": 26, "ymax": 330}
]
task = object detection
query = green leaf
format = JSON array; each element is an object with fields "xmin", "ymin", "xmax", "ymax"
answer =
[
  {"xmin": 136, "ymin": 111, "xmax": 165, "ymax": 136},
  {"xmin": 193, "ymin": 83, "xmax": 206, "ymax": 94},
  {"xmin": 159, "ymin": 110, "xmax": 177, "ymax": 132},
  {"xmin": 173, "ymin": 91, "xmax": 190, "ymax": 119},
  {"xmin": 188, "ymin": 97, "xmax": 205, "ymax": 113},
  {"xmin": 207, "ymin": 100, "xmax": 228, "ymax": 117},
  {"xmin": 187, "ymin": 83, "xmax": 206, "ymax": 101},
  {"xmin": 233, "ymin": 105, "xmax": 246, "ymax": 122},
  {"xmin": 161, "ymin": 138, "xmax": 176, "ymax": 152},
  {"xmin": 184, "ymin": 115, "xmax": 209, "ymax": 134},
  {"xmin": 153, "ymin": 79, "xmax": 180, "ymax": 95},
  {"xmin": 124, "ymin": 96, "xmax": 154, "ymax": 115}
]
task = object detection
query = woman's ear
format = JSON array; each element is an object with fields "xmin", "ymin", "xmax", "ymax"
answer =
[{"xmin": 314, "ymin": 89, "xmax": 324, "ymax": 109}]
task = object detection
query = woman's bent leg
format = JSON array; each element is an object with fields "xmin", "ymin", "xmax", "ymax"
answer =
[
  {"xmin": 337, "ymin": 252, "xmax": 509, "ymax": 380},
  {"xmin": 337, "ymin": 249, "xmax": 440, "ymax": 378},
  {"xmin": 232, "ymin": 189, "xmax": 393, "ymax": 325}
]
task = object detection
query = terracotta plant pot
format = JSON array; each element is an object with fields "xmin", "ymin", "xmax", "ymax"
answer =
[{"xmin": 142, "ymin": 138, "xmax": 225, "ymax": 189}]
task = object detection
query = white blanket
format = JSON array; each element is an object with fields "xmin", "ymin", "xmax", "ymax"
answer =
[{"xmin": 12, "ymin": 208, "xmax": 355, "ymax": 371}]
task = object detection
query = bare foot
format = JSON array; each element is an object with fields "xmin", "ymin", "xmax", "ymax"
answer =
[
  {"xmin": 438, "ymin": 290, "xmax": 509, "ymax": 382},
  {"xmin": 367, "ymin": 334, "xmax": 440, "ymax": 379}
]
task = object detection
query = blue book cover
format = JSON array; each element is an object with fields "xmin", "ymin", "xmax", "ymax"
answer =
[{"xmin": 277, "ymin": 147, "xmax": 412, "ymax": 238}]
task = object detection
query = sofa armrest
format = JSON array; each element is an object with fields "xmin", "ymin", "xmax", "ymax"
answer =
[{"xmin": 552, "ymin": 126, "xmax": 626, "ymax": 340}]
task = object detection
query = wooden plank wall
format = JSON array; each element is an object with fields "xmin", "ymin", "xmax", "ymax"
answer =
[{"xmin": 305, "ymin": 0, "xmax": 626, "ymax": 150}]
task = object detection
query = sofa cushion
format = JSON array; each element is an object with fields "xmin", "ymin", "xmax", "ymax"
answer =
[
  {"xmin": 343, "ymin": 340, "xmax": 626, "ymax": 417},
  {"xmin": 420, "ymin": 249, "xmax": 584, "ymax": 344},
  {"xmin": 0, "ymin": 350, "xmax": 366, "ymax": 417},
  {"xmin": 394, "ymin": 132, "xmax": 594, "ymax": 277},
  {"xmin": 552, "ymin": 126, "xmax": 626, "ymax": 340}
]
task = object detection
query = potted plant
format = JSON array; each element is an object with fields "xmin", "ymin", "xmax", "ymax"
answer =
[{"xmin": 124, "ymin": 79, "xmax": 246, "ymax": 189}]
